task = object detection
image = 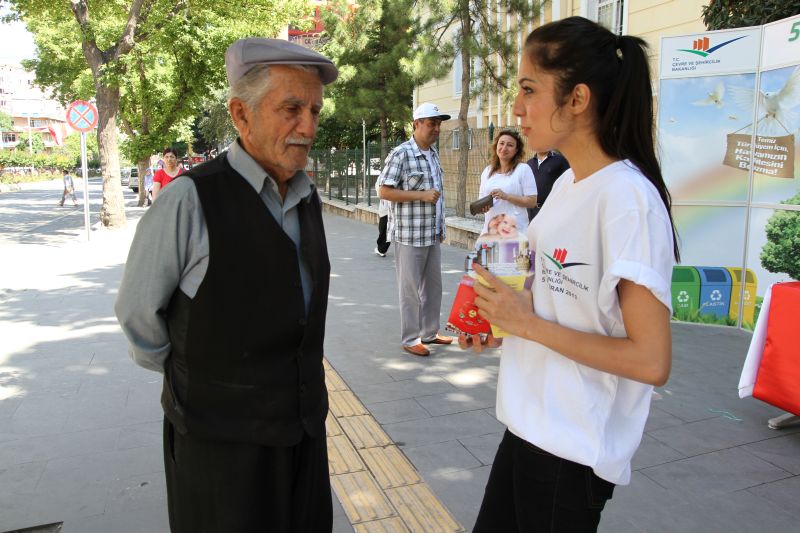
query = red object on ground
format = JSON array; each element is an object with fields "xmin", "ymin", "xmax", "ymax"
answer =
[{"xmin": 753, "ymin": 281, "xmax": 800, "ymax": 416}]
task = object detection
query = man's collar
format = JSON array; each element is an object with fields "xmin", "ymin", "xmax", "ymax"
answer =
[
  {"xmin": 409, "ymin": 136, "xmax": 436, "ymax": 157},
  {"xmin": 227, "ymin": 138, "xmax": 314, "ymax": 198}
]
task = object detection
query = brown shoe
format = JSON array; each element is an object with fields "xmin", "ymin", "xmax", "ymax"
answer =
[
  {"xmin": 422, "ymin": 334, "xmax": 454, "ymax": 345},
  {"xmin": 403, "ymin": 343, "xmax": 430, "ymax": 357}
]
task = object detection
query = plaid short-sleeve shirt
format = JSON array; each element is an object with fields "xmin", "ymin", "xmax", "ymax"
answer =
[{"xmin": 376, "ymin": 137, "xmax": 446, "ymax": 247}]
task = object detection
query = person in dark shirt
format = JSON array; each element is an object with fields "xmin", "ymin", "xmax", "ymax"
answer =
[{"xmin": 526, "ymin": 150, "xmax": 570, "ymax": 220}]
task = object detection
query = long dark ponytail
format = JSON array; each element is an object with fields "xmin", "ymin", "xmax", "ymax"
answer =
[{"xmin": 525, "ymin": 17, "xmax": 680, "ymax": 261}]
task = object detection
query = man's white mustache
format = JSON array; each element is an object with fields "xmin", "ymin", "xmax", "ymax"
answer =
[{"xmin": 286, "ymin": 137, "xmax": 313, "ymax": 146}]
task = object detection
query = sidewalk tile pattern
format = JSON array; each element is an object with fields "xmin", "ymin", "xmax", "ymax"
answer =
[{"xmin": 325, "ymin": 361, "xmax": 464, "ymax": 532}]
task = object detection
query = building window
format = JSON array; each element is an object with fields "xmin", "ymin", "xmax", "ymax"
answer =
[
  {"xmin": 453, "ymin": 53, "xmax": 463, "ymax": 97},
  {"xmin": 2, "ymin": 132, "xmax": 17, "ymax": 143},
  {"xmin": 31, "ymin": 119, "xmax": 48, "ymax": 127},
  {"xmin": 452, "ymin": 128, "xmax": 473, "ymax": 150},
  {"xmin": 587, "ymin": 0, "xmax": 624, "ymax": 35}
]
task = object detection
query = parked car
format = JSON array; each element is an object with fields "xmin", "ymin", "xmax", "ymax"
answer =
[{"xmin": 128, "ymin": 167, "xmax": 139, "ymax": 192}]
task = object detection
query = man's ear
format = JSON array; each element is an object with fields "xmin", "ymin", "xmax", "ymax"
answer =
[
  {"xmin": 228, "ymin": 99, "xmax": 249, "ymax": 137},
  {"xmin": 567, "ymin": 83, "xmax": 591, "ymax": 116}
]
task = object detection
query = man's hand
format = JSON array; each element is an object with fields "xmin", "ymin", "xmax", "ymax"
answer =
[{"xmin": 420, "ymin": 189, "xmax": 441, "ymax": 204}]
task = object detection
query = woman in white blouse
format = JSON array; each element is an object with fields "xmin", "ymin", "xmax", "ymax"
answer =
[{"xmin": 477, "ymin": 129, "xmax": 538, "ymax": 237}]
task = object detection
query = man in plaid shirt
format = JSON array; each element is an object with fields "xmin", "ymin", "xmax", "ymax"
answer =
[{"xmin": 377, "ymin": 103, "xmax": 455, "ymax": 357}]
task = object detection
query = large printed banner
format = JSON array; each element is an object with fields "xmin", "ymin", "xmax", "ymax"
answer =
[{"xmin": 659, "ymin": 16, "xmax": 800, "ymax": 329}]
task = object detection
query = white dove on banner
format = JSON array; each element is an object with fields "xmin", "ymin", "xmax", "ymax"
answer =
[
  {"xmin": 728, "ymin": 66, "xmax": 800, "ymax": 135},
  {"xmin": 692, "ymin": 82, "xmax": 725, "ymax": 108}
]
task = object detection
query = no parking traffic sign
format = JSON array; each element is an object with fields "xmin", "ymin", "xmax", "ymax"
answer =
[
  {"xmin": 66, "ymin": 100, "xmax": 98, "ymax": 242},
  {"xmin": 66, "ymin": 100, "xmax": 98, "ymax": 132}
]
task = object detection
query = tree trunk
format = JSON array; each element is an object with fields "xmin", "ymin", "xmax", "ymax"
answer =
[
  {"xmin": 137, "ymin": 157, "xmax": 150, "ymax": 207},
  {"xmin": 456, "ymin": 10, "xmax": 472, "ymax": 218},
  {"xmin": 95, "ymin": 84, "xmax": 127, "ymax": 228}
]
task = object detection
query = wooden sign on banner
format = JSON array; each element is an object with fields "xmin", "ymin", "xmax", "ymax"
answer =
[{"xmin": 722, "ymin": 133, "xmax": 795, "ymax": 178}]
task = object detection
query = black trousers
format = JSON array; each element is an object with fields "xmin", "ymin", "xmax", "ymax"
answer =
[
  {"xmin": 473, "ymin": 430, "xmax": 615, "ymax": 533},
  {"xmin": 376, "ymin": 215, "xmax": 391, "ymax": 254},
  {"xmin": 163, "ymin": 417, "xmax": 332, "ymax": 533}
]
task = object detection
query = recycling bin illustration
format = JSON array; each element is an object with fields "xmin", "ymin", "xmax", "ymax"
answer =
[
  {"xmin": 726, "ymin": 267, "xmax": 757, "ymax": 326},
  {"xmin": 696, "ymin": 267, "xmax": 732, "ymax": 319},
  {"xmin": 671, "ymin": 266, "xmax": 700, "ymax": 317}
]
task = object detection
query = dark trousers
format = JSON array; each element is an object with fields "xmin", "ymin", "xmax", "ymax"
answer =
[
  {"xmin": 163, "ymin": 417, "xmax": 332, "ymax": 533},
  {"xmin": 473, "ymin": 430, "xmax": 615, "ymax": 533},
  {"xmin": 376, "ymin": 215, "xmax": 390, "ymax": 254}
]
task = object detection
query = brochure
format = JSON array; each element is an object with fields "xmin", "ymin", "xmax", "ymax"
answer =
[{"xmin": 447, "ymin": 222, "xmax": 533, "ymax": 338}]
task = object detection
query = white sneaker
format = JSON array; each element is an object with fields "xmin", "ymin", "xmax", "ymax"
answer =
[{"xmin": 374, "ymin": 247, "xmax": 386, "ymax": 257}]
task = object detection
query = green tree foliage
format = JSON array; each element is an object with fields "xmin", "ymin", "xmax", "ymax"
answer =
[
  {"xmin": 702, "ymin": 0, "xmax": 800, "ymax": 30},
  {"xmin": 320, "ymin": 0, "xmax": 425, "ymax": 159},
  {"xmin": 760, "ymin": 192, "xmax": 800, "ymax": 280},
  {"xmin": 0, "ymin": 149, "xmax": 73, "ymax": 176},
  {"xmin": 8, "ymin": 0, "xmax": 309, "ymax": 221},
  {"xmin": 196, "ymin": 87, "xmax": 237, "ymax": 153},
  {"xmin": 16, "ymin": 131, "xmax": 44, "ymax": 153},
  {"xmin": 60, "ymin": 131, "xmax": 100, "ymax": 168},
  {"xmin": 0, "ymin": 110, "xmax": 12, "ymax": 131},
  {"xmin": 420, "ymin": 0, "xmax": 543, "ymax": 216}
]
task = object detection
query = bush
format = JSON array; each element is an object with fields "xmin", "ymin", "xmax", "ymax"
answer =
[
  {"xmin": 760, "ymin": 192, "xmax": 800, "ymax": 280},
  {"xmin": 0, "ymin": 150, "xmax": 74, "ymax": 182}
]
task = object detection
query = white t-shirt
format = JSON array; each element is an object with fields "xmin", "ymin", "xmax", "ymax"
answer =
[
  {"xmin": 420, "ymin": 148, "xmax": 444, "ymax": 237},
  {"xmin": 497, "ymin": 160, "xmax": 674, "ymax": 485},
  {"xmin": 478, "ymin": 163, "xmax": 537, "ymax": 239}
]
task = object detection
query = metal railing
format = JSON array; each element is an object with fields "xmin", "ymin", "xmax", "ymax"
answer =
[
  {"xmin": 307, "ymin": 142, "xmax": 388, "ymax": 207},
  {"xmin": 308, "ymin": 128, "xmax": 536, "ymax": 213}
]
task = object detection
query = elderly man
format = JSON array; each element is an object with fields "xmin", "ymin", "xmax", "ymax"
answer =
[
  {"xmin": 115, "ymin": 39, "xmax": 337, "ymax": 532},
  {"xmin": 377, "ymin": 103, "xmax": 454, "ymax": 357}
]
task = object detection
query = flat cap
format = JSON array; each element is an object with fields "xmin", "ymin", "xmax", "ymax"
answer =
[{"xmin": 225, "ymin": 38, "xmax": 338, "ymax": 86}]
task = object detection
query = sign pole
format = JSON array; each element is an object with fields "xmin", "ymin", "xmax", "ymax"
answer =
[
  {"xmin": 66, "ymin": 100, "xmax": 98, "ymax": 242},
  {"xmin": 80, "ymin": 132, "xmax": 90, "ymax": 241}
]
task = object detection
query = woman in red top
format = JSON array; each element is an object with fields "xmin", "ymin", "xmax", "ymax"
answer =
[{"xmin": 152, "ymin": 147, "xmax": 183, "ymax": 200}]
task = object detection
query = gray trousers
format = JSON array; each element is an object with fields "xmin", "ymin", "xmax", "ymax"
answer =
[{"xmin": 395, "ymin": 241, "xmax": 443, "ymax": 346}]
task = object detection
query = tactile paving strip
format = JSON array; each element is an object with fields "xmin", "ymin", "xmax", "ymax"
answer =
[
  {"xmin": 324, "ymin": 358, "xmax": 465, "ymax": 532},
  {"xmin": 338, "ymin": 415, "xmax": 393, "ymax": 449},
  {"xmin": 359, "ymin": 446, "xmax": 421, "ymax": 489},
  {"xmin": 386, "ymin": 484, "xmax": 463, "ymax": 531},
  {"xmin": 329, "ymin": 390, "xmax": 370, "ymax": 417},
  {"xmin": 353, "ymin": 517, "xmax": 407, "ymax": 533},
  {"xmin": 330, "ymin": 471, "xmax": 396, "ymax": 523},
  {"xmin": 328, "ymin": 434, "xmax": 366, "ymax": 475}
]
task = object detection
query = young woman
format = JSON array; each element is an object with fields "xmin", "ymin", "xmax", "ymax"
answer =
[
  {"xmin": 465, "ymin": 17, "xmax": 680, "ymax": 532},
  {"xmin": 151, "ymin": 147, "xmax": 183, "ymax": 200},
  {"xmin": 477, "ymin": 129, "xmax": 537, "ymax": 237}
]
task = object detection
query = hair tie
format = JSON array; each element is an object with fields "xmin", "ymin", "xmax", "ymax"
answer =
[{"xmin": 615, "ymin": 35, "xmax": 623, "ymax": 60}]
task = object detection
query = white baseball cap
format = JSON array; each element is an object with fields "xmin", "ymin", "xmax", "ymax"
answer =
[{"xmin": 413, "ymin": 102, "xmax": 451, "ymax": 121}]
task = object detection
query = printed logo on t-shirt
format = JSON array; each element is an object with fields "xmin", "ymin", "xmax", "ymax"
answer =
[
  {"xmin": 539, "ymin": 248, "xmax": 591, "ymax": 301},
  {"xmin": 543, "ymin": 248, "xmax": 588, "ymax": 270}
]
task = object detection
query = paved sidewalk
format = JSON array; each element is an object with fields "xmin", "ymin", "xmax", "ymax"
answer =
[{"xmin": 1, "ymin": 185, "xmax": 799, "ymax": 532}]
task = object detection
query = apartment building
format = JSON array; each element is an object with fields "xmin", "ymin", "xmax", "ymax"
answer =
[{"xmin": 0, "ymin": 63, "xmax": 70, "ymax": 151}]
